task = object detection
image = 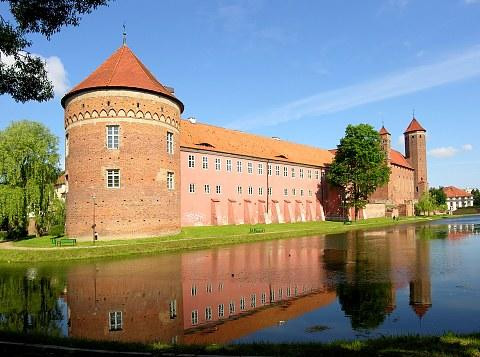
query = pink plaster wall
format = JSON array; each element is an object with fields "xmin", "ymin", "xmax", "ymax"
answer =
[{"xmin": 180, "ymin": 150, "xmax": 326, "ymax": 226}]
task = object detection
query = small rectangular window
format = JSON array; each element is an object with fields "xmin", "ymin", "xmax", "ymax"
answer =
[
  {"xmin": 237, "ymin": 160, "xmax": 243, "ymax": 173},
  {"xmin": 270, "ymin": 290, "xmax": 275, "ymax": 302},
  {"xmin": 300, "ymin": 168, "xmax": 304, "ymax": 178},
  {"xmin": 276, "ymin": 165, "xmax": 280, "ymax": 176},
  {"xmin": 226, "ymin": 159, "xmax": 232, "ymax": 172},
  {"xmin": 291, "ymin": 168, "xmax": 295, "ymax": 178},
  {"xmin": 240, "ymin": 297, "xmax": 246, "ymax": 310},
  {"xmin": 216, "ymin": 185, "xmax": 222, "ymax": 194},
  {"xmin": 109, "ymin": 311, "xmax": 122, "ymax": 331},
  {"xmin": 261, "ymin": 292, "xmax": 266, "ymax": 305},
  {"xmin": 283, "ymin": 167, "xmax": 288, "ymax": 177},
  {"xmin": 189, "ymin": 183, "xmax": 195, "ymax": 193},
  {"xmin": 300, "ymin": 189, "xmax": 304, "ymax": 196},
  {"xmin": 258, "ymin": 187, "xmax": 263, "ymax": 195},
  {"xmin": 268, "ymin": 164, "xmax": 272, "ymax": 176},
  {"xmin": 167, "ymin": 172, "xmax": 174, "ymax": 190},
  {"xmin": 202, "ymin": 156, "xmax": 208, "ymax": 169},
  {"xmin": 258, "ymin": 163, "xmax": 264, "ymax": 175},
  {"xmin": 191, "ymin": 284, "xmax": 197, "ymax": 296},
  {"xmin": 268, "ymin": 187, "xmax": 272, "ymax": 195},
  {"xmin": 218, "ymin": 304, "xmax": 224, "ymax": 318},
  {"xmin": 315, "ymin": 170, "xmax": 319, "ymax": 180},
  {"xmin": 106, "ymin": 169, "xmax": 120, "ymax": 188},
  {"xmin": 188, "ymin": 154, "xmax": 195, "ymax": 168},
  {"xmin": 292, "ymin": 188, "xmax": 296, "ymax": 196},
  {"xmin": 284, "ymin": 188, "xmax": 288, "ymax": 196},
  {"xmin": 106, "ymin": 125, "xmax": 119, "ymax": 149},
  {"xmin": 237, "ymin": 186, "xmax": 242, "ymax": 194},
  {"xmin": 204, "ymin": 184, "xmax": 210, "ymax": 194},
  {"xmin": 65, "ymin": 133, "xmax": 69, "ymax": 157},
  {"xmin": 248, "ymin": 186, "xmax": 253, "ymax": 195},
  {"xmin": 307, "ymin": 170, "xmax": 312, "ymax": 179},
  {"xmin": 308, "ymin": 189, "xmax": 313, "ymax": 197},
  {"xmin": 247, "ymin": 162, "xmax": 253, "ymax": 174},
  {"xmin": 215, "ymin": 158, "xmax": 221, "ymax": 170},
  {"xmin": 166, "ymin": 131, "xmax": 174, "ymax": 154},
  {"xmin": 205, "ymin": 307, "xmax": 212, "ymax": 321},
  {"xmin": 169, "ymin": 300, "xmax": 177, "ymax": 319},
  {"xmin": 191, "ymin": 310, "xmax": 198, "ymax": 325},
  {"xmin": 229, "ymin": 301, "xmax": 235, "ymax": 315},
  {"xmin": 251, "ymin": 294, "xmax": 256, "ymax": 308}
]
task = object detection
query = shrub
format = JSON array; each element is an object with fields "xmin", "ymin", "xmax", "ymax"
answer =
[{"xmin": 48, "ymin": 224, "xmax": 64, "ymax": 237}]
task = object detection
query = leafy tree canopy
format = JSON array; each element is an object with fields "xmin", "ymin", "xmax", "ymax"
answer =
[
  {"xmin": 429, "ymin": 186, "xmax": 446, "ymax": 206},
  {"xmin": 415, "ymin": 192, "xmax": 436, "ymax": 216},
  {"xmin": 0, "ymin": 0, "xmax": 110, "ymax": 102},
  {"xmin": 326, "ymin": 124, "xmax": 390, "ymax": 220},
  {"xmin": 471, "ymin": 188, "xmax": 480, "ymax": 207},
  {"xmin": 0, "ymin": 120, "xmax": 60, "ymax": 237}
]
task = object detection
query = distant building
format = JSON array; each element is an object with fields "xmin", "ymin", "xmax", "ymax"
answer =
[{"xmin": 443, "ymin": 186, "xmax": 473, "ymax": 211}]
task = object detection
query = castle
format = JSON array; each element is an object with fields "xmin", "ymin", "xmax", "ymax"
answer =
[{"xmin": 62, "ymin": 44, "xmax": 427, "ymax": 239}]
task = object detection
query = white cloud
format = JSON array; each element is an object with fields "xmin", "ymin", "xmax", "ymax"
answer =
[
  {"xmin": 397, "ymin": 135, "xmax": 404, "ymax": 146},
  {"xmin": 465, "ymin": 0, "xmax": 480, "ymax": 4},
  {"xmin": 229, "ymin": 45, "xmax": 480, "ymax": 129},
  {"xmin": 428, "ymin": 144, "xmax": 473, "ymax": 158},
  {"xmin": 429, "ymin": 147, "xmax": 459, "ymax": 158},
  {"xmin": 0, "ymin": 52, "xmax": 69, "ymax": 97}
]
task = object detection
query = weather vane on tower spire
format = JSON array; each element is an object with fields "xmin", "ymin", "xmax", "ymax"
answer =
[{"xmin": 122, "ymin": 23, "xmax": 127, "ymax": 46}]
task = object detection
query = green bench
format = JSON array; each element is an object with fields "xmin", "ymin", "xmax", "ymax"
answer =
[
  {"xmin": 249, "ymin": 227, "xmax": 265, "ymax": 234},
  {"xmin": 56, "ymin": 238, "xmax": 77, "ymax": 247}
]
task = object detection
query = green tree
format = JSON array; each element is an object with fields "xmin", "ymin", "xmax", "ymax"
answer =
[
  {"xmin": 1, "ymin": 0, "xmax": 110, "ymax": 102},
  {"xmin": 415, "ymin": 192, "xmax": 435, "ymax": 216},
  {"xmin": 429, "ymin": 187, "xmax": 446, "ymax": 206},
  {"xmin": 0, "ymin": 121, "xmax": 60, "ymax": 237},
  {"xmin": 327, "ymin": 124, "xmax": 390, "ymax": 220},
  {"xmin": 472, "ymin": 189, "xmax": 480, "ymax": 207}
]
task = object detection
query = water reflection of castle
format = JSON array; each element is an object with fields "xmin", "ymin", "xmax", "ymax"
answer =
[{"xmin": 64, "ymin": 225, "xmax": 447, "ymax": 344}]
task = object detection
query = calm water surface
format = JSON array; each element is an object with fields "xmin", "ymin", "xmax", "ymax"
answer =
[{"xmin": 1, "ymin": 216, "xmax": 480, "ymax": 344}]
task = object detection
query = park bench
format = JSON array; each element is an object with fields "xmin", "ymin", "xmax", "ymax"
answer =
[
  {"xmin": 56, "ymin": 238, "xmax": 77, "ymax": 247},
  {"xmin": 249, "ymin": 227, "xmax": 265, "ymax": 234},
  {"xmin": 50, "ymin": 237, "xmax": 58, "ymax": 246}
]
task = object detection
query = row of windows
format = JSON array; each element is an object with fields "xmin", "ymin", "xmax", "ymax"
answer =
[
  {"xmin": 187, "ymin": 184, "xmax": 314, "ymax": 197},
  {"xmin": 105, "ymin": 169, "xmax": 175, "ymax": 190},
  {"xmin": 189, "ymin": 286, "xmax": 307, "ymax": 325},
  {"xmin": 187, "ymin": 154, "xmax": 320, "ymax": 179},
  {"xmin": 77, "ymin": 125, "xmax": 176, "ymax": 153}
]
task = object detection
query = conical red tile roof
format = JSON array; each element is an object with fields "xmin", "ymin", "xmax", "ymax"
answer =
[
  {"xmin": 404, "ymin": 118, "xmax": 426, "ymax": 133},
  {"xmin": 379, "ymin": 126, "xmax": 390, "ymax": 135},
  {"xmin": 61, "ymin": 45, "xmax": 183, "ymax": 111}
]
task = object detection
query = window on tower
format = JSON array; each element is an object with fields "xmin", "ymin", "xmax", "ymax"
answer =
[
  {"xmin": 106, "ymin": 125, "xmax": 119, "ymax": 149},
  {"xmin": 106, "ymin": 169, "xmax": 120, "ymax": 188}
]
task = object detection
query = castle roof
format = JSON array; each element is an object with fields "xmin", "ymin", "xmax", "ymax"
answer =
[
  {"xmin": 180, "ymin": 119, "xmax": 334, "ymax": 167},
  {"xmin": 61, "ymin": 45, "xmax": 183, "ymax": 112},
  {"xmin": 443, "ymin": 186, "xmax": 472, "ymax": 198},
  {"xmin": 404, "ymin": 118, "xmax": 426, "ymax": 133},
  {"xmin": 390, "ymin": 149, "xmax": 414, "ymax": 170},
  {"xmin": 379, "ymin": 126, "xmax": 390, "ymax": 135}
]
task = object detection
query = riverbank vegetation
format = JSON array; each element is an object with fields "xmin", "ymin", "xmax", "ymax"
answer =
[
  {"xmin": 0, "ymin": 330, "xmax": 479, "ymax": 356},
  {"xmin": 0, "ymin": 216, "xmax": 445, "ymax": 263}
]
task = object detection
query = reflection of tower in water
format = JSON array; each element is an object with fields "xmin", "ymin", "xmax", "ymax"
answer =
[{"xmin": 409, "ymin": 237, "xmax": 432, "ymax": 319}]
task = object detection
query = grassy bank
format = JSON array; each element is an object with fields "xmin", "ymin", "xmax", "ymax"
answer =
[
  {"xmin": 0, "ymin": 330, "xmax": 479, "ymax": 356},
  {"xmin": 0, "ymin": 216, "xmax": 445, "ymax": 263}
]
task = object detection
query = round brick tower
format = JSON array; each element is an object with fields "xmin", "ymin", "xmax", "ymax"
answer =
[{"xmin": 62, "ymin": 45, "xmax": 184, "ymax": 239}]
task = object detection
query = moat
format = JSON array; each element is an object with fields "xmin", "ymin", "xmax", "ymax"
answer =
[{"xmin": 1, "ymin": 216, "xmax": 479, "ymax": 345}]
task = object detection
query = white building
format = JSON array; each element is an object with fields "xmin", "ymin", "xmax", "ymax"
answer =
[{"xmin": 443, "ymin": 186, "xmax": 473, "ymax": 212}]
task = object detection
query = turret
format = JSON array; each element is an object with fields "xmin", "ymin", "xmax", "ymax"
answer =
[
  {"xmin": 404, "ymin": 117, "xmax": 428, "ymax": 200},
  {"xmin": 379, "ymin": 126, "xmax": 391, "ymax": 163},
  {"xmin": 62, "ymin": 44, "xmax": 183, "ymax": 239}
]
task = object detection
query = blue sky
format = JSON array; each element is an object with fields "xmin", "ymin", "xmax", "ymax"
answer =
[{"xmin": 1, "ymin": 0, "xmax": 479, "ymax": 188}]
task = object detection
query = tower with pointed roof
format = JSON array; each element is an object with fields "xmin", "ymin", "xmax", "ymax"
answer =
[
  {"xmin": 379, "ymin": 126, "xmax": 391, "ymax": 163},
  {"xmin": 404, "ymin": 117, "xmax": 428, "ymax": 200},
  {"xmin": 62, "ymin": 43, "xmax": 184, "ymax": 239}
]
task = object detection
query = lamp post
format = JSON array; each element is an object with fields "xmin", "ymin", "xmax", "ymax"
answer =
[{"xmin": 92, "ymin": 194, "xmax": 96, "ymax": 244}]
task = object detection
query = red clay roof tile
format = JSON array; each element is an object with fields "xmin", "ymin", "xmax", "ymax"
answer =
[
  {"xmin": 62, "ymin": 45, "xmax": 183, "ymax": 111},
  {"xmin": 180, "ymin": 120, "xmax": 334, "ymax": 167},
  {"xmin": 443, "ymin": 186, "xmax": 472, "ymax": 198},
  {"xmin": 379, "ymin": 126, "xmax": 390, "ymax": 135},
  {"xmin": 404, "ymin": 118, "xmax": 426, "ymax": 133}
]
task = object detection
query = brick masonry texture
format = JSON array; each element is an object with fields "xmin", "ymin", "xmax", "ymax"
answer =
[{"xmin": 65, "ymin": 90, "xmax": 181, "ymax": 239}]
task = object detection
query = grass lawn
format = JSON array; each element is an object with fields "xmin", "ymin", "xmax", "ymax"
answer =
[
  {"xmin": 0, "ymin": 330, "xmax": 479, "ymax": 356},
  {"xmin": 0, "ymin": 216, "xmax": 445, "ymax": 263}
]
